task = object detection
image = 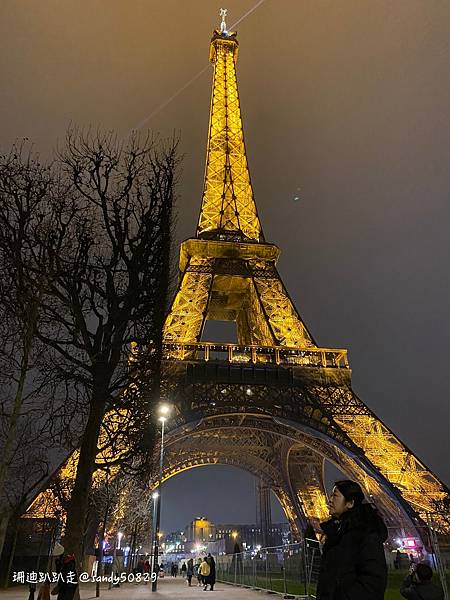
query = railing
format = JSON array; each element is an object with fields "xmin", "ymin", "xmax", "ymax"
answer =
[
  {"xmin": 163, "ymin": 342, "xmax": 349, "ymax": 369},
  {"xmin": 216, "ymin": 537, "xmax": 450, "ymax": 599},
  {"xmin": 215, "ymin": 541, "xmax": 321, "ymax": 599}
]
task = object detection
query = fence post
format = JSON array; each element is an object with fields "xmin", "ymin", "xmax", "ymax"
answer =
[
  {"xmin": 234, "ymin": 551, "xmax": 237, "ymax": 585},
  {"xmin": 426, "ymin": 513, "xmax": 449, "ymax": 600},
  {"xmin": 303, "ymin": 537, "xmax": 308, "ymax": 597},
  {"xmin": 265, "ymin": 549, "xmax": 268, "ymax": 590}
]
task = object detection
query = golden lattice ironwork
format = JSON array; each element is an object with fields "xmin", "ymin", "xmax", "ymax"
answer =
[
  {"xmin": 163, "ymin": 257, "xmax": 213, "ymax": 345},
  {"xmin": 197, "ymin": 30, "xmax": 262, "ymax": 241},
  {"xmin": 252, "ymin": 275, "xmax": 313, "ymax": 347},
  {"xmin": 334, "ymin": 413, "xmax": 447, "ymax": 515},
  {"xmin": 27, "ymin": 410, "xmax": 126, "ymax": 522}
]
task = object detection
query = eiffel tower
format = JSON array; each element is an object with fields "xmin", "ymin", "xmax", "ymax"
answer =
[
  {"xmin": 27, "ymin": 15, "xmax": 448, "ymax": 545},
  {"xmin": 158, "ymin": 17, "xmax": 449, "ymax": 542}
]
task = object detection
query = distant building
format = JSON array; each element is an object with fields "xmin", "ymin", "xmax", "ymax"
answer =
[
  {"xmin": 215, "ymin": 523, "xmax": 290, "ymax": 548},
  {"xmin": 185, "ymin": 516, "xmax": 216, "ymax": 547},
  {"xmin": 162, "ymin": 518, "xmax": 290, "ymax": 557}
]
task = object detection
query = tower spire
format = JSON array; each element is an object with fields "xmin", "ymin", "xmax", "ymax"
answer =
[
  {"xmin": 196, "ymin": 14, "xmax": 263, "ymax": 242},
  {"xmin": 219, "ymin": 8, "xmax": 228, "ymax": 35}
]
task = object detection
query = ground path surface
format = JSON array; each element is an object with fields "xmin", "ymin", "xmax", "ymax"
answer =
[{"xmin": 0, "ymin": 578, "xmax": 288, "ymax": 600}]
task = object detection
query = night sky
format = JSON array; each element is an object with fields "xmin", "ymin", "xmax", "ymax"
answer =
[{"xmin": 1, "ymin": 1, "xmax": 449, "ymax": 534}]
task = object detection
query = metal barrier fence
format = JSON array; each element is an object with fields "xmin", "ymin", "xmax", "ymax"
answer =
[
  {"xmin": 216, "ymin": 538, "xmax": 449, "ymax": 599},
  {"xmin": 215, "ymin": 540, "xmax": 321, "ymax": 599}
]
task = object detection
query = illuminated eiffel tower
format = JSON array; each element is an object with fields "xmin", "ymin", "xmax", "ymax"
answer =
[
  {"xmin": 28, "ymin": 14, "xmax": 448, "ymax": 545},
  {"xmin": 158, "ymin": 16, "xmax": 449, "ymax": 541}
]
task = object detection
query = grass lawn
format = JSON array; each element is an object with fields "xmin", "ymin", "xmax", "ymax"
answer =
[{"xmin": 219, "ymin": 569, "xmax": 449, "ymax": 598}]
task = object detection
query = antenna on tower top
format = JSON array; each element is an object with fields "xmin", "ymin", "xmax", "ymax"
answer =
[{"xmin": 219, "ymin": 8, "xmax": 228, "ymax": 34}]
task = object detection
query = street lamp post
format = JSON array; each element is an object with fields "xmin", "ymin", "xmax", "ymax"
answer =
[
  {"xmin": 151, "ymin": 404, "xmax": 170, "ymax": 592},
  {"xmin": 150, "ymin": 491, "xmax": 159, "ymax": 582}
]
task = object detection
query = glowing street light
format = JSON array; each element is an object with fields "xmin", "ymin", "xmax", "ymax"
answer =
[
  {"xmin": 158, "ymin": 404, "xmax": 171, "ymax": 422},
  {"xmin": 117, "ymin": 532, "xmax": 123, "ymax": 549},
  {"xmin": 151, "ymin": 403, "xmax": 171, "ymax": 592}
]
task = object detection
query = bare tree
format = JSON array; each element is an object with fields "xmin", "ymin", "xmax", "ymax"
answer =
[
  {"xmin": 0, "ymin": 130, "xmax": 177, "ymax": 570},
  {"xmin": 0, "ymin": 145, "xmax": 65, "ymax": 559},
  {"xmin": 32, "ymin": 128, "xmax": 177, "ymax": 568}
]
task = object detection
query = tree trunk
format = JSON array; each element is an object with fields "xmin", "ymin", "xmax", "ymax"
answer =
[
  {"xmin": 126, "ymin": 523, "xmax": 138, "ymax": 576},
  {"xmin": 4, "ymin": 516, "xmax": 19, "ymax": 589},
  {"xmin": 0, "ymin": 513, "xmax": 10, "ymax": 570},
  {"xmin": 63, "ymin": 386, "xmax": 106, "ymax": 570}
]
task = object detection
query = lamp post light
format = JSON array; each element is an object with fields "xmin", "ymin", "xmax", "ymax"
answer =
[{"xmin": 151, "ymin": 404, "xmax": 171, "ymax": 592}]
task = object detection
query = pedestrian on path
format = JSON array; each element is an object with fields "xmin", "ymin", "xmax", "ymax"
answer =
[
  {"xmin": 316, "ymin": 479, "xmax": 388, "ymax": 600},
  {"xmin": 54, "ymin": 552, "xmax": 78, "ymax": 600},
  {"xmin": 143, "ymin": 559, "xmax": 150, "ymax": 584},
  {"xmin": 195, "ymin": 558, "xmax": 203, "ymax": 586},
  {"xmin": 206, "ymin": 554, "xmax": 216, "ymax": 591},
  {"xmin": 200, "ymin": 557, "xmax": 211, "ymax": 591},
  {"xmin": 181, "ymin": 562, "xmax": 187, "ymax": 578},
  {"xmin": 186, "ymin": 558, "xmax": 194, "ymax": 587},
  {"xmin": 400, "ymin": 563, "xmax": 444, "ymax": 600}
]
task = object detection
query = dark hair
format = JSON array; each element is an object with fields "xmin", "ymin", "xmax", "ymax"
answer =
[
  {"xmin": 416, "ymin": 563, "xmax": 433, "ymax": 581},
  {"xmin": 334, "ymin": 480, "xmax": 387, "ymax": 539},
  {"xmin": 334, "ymin": 480, "xmax": 365, "ymax": 507}
]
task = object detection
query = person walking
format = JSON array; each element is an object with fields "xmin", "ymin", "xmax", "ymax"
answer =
[
  {"xmin": 199, "ymin": 556, "xmax": 211, "ymax": 591},
  {"xmin": 196, "ymin": 558, "xmax": 203, "ymax": 586},
  {"xmin": 143, "ymin": 559, "xmax": 150, "ymax": 584},
  {"xmin": 400, "ymin": 563, "xmax": 444, "ymax": 600},
  {"xmin": 316, "ymin": 479, "xmax": 388, "ymax": 600},
  {"xmin": 181, "ymin": 562, "xmax": 187, "ymax": 578},
  {"xmin": 54, "ymin": 552, "xmax": 78, "ymax": 600},
  {"xmin": 186, "ymin": 558, "xmax": 194, "ymax": 587},
  {"xmin": 136, "ymin": 558, "xmax": 144, "ymax": 575},
  {"xmin": 206, "ymin": 553, "xmax": 216, "ymax": 591}
]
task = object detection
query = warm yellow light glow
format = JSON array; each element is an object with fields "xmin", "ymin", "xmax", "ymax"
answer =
[
  {"xmin": 27, "ymin": 21, "xmax": 450, "ymax": 541},
  {"xmin": 198, "ymin": 33, "xmax": 261, "ymax": 241}
]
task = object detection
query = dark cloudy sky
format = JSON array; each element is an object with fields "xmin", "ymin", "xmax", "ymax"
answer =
[{"xmin": 1, "ymin": 1, "xmax": 449, "ymax": 533}]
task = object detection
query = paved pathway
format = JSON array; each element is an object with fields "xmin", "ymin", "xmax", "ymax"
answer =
[{"xmin": 0, "ymin": 578, "xmax": 289, "ymax": 600}]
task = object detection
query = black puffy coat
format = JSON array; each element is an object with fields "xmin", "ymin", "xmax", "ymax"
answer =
[
  {"xmin": 400, "ymin": 574, "xmax": 444, "ymax": 600},
  {"xmin": 316, "ymin": 504, "xmax": 388, "ymax": 600}
]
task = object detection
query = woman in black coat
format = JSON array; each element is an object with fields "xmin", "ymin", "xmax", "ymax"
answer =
[{"xmin": 316, "ymin": 479, "xmax": 388, "ymax": 600}]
